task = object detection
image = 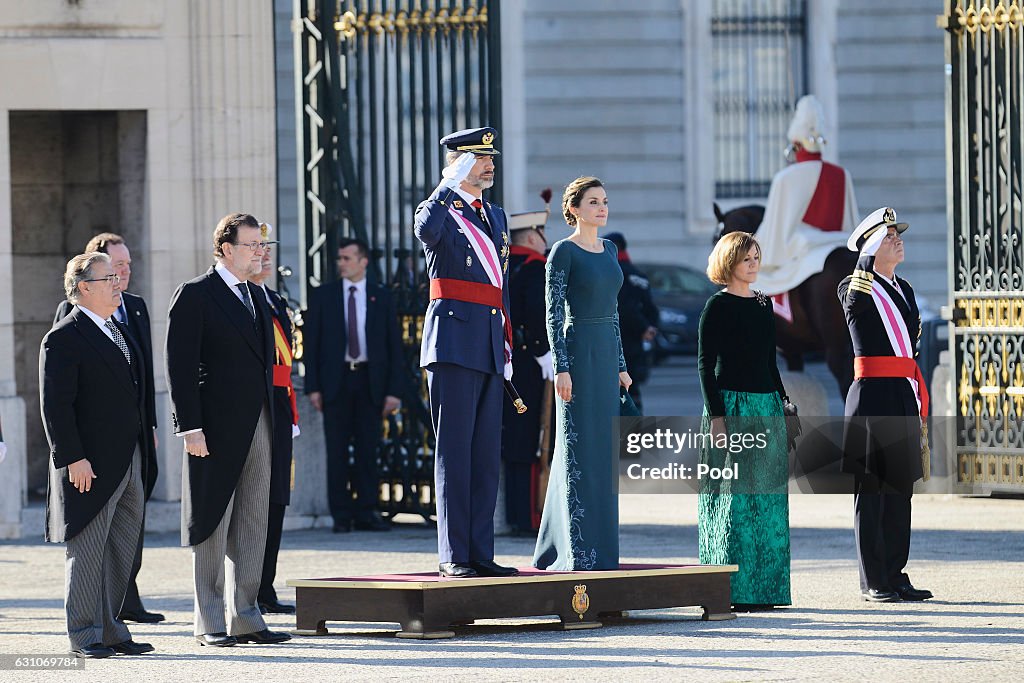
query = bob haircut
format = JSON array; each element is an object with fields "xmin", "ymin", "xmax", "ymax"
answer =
[{"xmin": 707, "ymin": 231, "xmax": 760, "ymax": 286}]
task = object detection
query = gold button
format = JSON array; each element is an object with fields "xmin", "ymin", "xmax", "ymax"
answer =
[{"xmin": 491, "ymin": 308, "xmax": 497, "ymax": 314}]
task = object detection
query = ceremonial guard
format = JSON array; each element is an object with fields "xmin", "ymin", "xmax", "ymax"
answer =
[
  {"xmin": 501, "ymin": 205, "xmax": 554, "ymax": 536},
  {"xmin": 603, "ymin": 231, "xmax": 659, "ymax": 412},
  {"xmin": 756, "ymin": 95, "xmax": 859, "ymax": 296},
  {"xmin": 249, "ymin": 224, "xmax": 300, "ymax": 615},
  {"xmin": 838, "ymin": 207, "xmax": 933, "ymax": 603},
  {"xmin": 414, "ymin": 127, "xmax": 518, "ymax": 578}
]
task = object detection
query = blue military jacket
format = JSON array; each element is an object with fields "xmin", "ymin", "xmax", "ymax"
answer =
[{"xmin": 414, "ymin": 186, "xmax": 512, "ymax": 375}]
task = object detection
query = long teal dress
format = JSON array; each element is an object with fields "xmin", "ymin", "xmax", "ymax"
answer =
[
  {"xmin": 533, "ymin": 238, "xmax": 625, "ymax": 571},
  {"xmin": 697, "ymin": 290, "xmax": 792, "ymax": 605}
]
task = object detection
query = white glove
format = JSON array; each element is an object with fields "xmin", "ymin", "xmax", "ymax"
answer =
[
  {"xmin": 534, "ymin": 351, "xmax": 554, "ymax": 381},
  {"xmin": 504, "ymin": 360, "xmax": 513, "ymax": 382},
  {"xmin": 291, "ymin": 424, "xmax": 301, "ymax": 439},
  {"xmin": 0, "ymin": 442, "xmax": 6, "ymax": 465},
  {"xmin": 861, "ymin": 226, "xmax": 887, "ymax": 256},
  {"xmin": 440, "ymin": 153, "xmax": 476, "ymax": 190}
]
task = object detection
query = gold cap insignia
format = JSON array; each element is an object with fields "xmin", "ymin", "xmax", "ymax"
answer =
[
  {"xmin": 260, "ymin": 223, "xmax": 270, "ymax": 240},
  {"xmin": 883, "ymin": 207, "xmax": 895, "ymax": 223},
  {"xmin": 481, "ymin": 132, "xmax": 494, "ymax": 145}
]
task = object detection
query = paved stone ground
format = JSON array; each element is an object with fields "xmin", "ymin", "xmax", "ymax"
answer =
[{"xmin": 2, "ymin": 359, "xmax": 1022, "ymax": 681}]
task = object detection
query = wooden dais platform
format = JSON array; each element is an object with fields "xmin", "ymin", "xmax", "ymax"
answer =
[{"xmin": 287, "ymin": 563, "xmax": 737, "ymax": 639}]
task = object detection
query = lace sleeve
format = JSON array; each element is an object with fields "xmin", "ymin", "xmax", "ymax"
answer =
[{"xmin": 546, "ymin": 243, "xmax": 572, "ymax": 373}]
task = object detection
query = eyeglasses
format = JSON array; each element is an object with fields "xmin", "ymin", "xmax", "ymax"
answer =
[
  {"xmin": 234, "ymin": 241, "xmax": 269, "ymax": 252},
  {"xmin": 84, "ymin": 274, "xmax": 121, "ymax": 285}
]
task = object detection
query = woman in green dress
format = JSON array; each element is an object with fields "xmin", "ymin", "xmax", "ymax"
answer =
[
  {"xmin": 697, "ymin": 231, "xmax": 792, "ymax": 609},
  {"xmin": 533, "ymin": 177, "xmax": 632, "ymax": 571}
]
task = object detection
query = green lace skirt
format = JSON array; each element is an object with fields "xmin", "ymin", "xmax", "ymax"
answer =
[{"xmin": 698, "ymin": 390, "xmax": 792, "ymax": 606}]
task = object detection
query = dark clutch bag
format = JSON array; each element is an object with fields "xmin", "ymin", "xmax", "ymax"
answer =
[
  {"xmin": 620, "ymin": 387, "xmax": 642, "ymax": 417},
  {"xmin": 782, "ymin": 398, "xmax": 801, "ymax": 452}
]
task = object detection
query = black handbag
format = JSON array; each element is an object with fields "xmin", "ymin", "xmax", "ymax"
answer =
[
  {"xmin": 782, "ymin": 396, "xmax": 801, "ymax": 452},
  {"xmin": 620, "ymin": 387, "xmax": 642, "ymax": 417}
]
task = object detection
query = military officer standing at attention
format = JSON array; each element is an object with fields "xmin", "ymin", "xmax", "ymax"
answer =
[
  {"xmin": 414, "ymin": 127, "xmax": 518, "ymax": 578},
  {"xmin": 838, "ymin": 207, "xmax": 933, "ymax": 603},
  {"xmin": 501, "ymin": 207, "xmax": 555, "ymax": 536}
]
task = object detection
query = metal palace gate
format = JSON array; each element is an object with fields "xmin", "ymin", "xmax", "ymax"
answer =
[
  {"xmin": 940, "ymin": 1, "xmax": 1024, "ymax": 494},
  {"xmin": 294, "ymin": 0, "xmax": 503, "ymax": 518}
]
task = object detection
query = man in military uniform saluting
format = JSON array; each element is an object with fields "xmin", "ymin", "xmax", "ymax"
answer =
[
  {"xmin": 414, "ymin": 127, "xmax": 518, "ymax": 578},
  {"xmin": 501, "ymin": 208, "xmax": 554, "ymax": 536},
  {"xmin": 838, "ymin": 207, "xmax": 933, "ymax": 603}
]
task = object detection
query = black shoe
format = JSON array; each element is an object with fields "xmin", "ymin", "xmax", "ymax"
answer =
[
  {"xmin": 71, "ymin": 643, "xmax": 116, "ymax": 659},
  {"xmin": 469, "ymin": 560, "xmax": 519, "ymax": 577},
  {"xmin": 893, "ymin": 583, "xmax": 933, "ymax": 601},
  {"xmin": 110, "ymin": 639, "xmax": 154, "ymax": 655},
  {"xmin": 258, "ymin": 599, "xmax": 296, "ymax": 615},
  {"xmin": 439, "ymin": 562, "xmax": 478, "ymax": 578},
  {"xmin": 235, "ymin": 628, "xmax": 291, "ymax": 644},
  {"xmin": 861, "ymin": 588, "xmax": 900, "ymax": 602},
  {"xmin": 354, "ymin": 512, "xmax": 391, "ymax": 532},
  {"xmin": 195, "ymin": 632, "xmax": 237, "ymax": 647},
  {"xmin": 118, "ymin": 608, "xmax": 165, "ymax": 623},
  {"xmin": 332, "ymin": 520, "xmax": 352, "ymax": 533}
]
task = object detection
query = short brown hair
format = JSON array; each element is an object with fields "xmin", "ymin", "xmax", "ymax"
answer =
[
  {"xmin": 213, "ymin": 213, "xmax": 260, "ymax": 258},
  {"xmin": 707, "ymin": 232, "xmax": 761, "ymax": 285},
  {"xmin": 64, "ymin": 252, "xmax": 111, "ymax": 303},
  {"xmin": 84, "ymin": 232, "xmax": 125, "ymax": 254},
  {"xmin": 562, "ymin": 176, "xmax": 603, "ymax": 227}
]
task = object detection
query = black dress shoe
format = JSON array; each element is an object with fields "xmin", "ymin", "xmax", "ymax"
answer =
[
  {"xmin": 861, "ymin": 588, "xmax": 901, "ymax": 602},
  {"xmin": 235, "ymin": 628, "xmax": 291, "ymax": 644},
  {"xmin": 110, "ymin": 640, "xmax": 155, "ymax": 655},
  {"xmin": 118, "ymin": 608, "xmax": 165, "ymax": 623},
  {"xmin": 258, "ymin": 599, "xmax": 296, "ymax": 615},
  {"xmin": 195, "ymin": 632, "xmax": 237, "ymax": 647},
  {"xmin": 332, "ymin": 520, "xmax": 352, "ymax": 533},
  {"xmin": 894, "ymin": 584, "xmax": 933, "ymax": 601},
  {"xmin": 439, "ymin": 562, "xmax": 478, "ymax": 578},
  {"xmin": 354, "ymin": 512, "xmax": 391, "ymax": 531},
  {"xmin": 71, "ymin": 643, "xmax": 116, "ymax": 659},
  {"xmin": 469, "ymin": 560, "xmax": 519, "ymax": 577}
]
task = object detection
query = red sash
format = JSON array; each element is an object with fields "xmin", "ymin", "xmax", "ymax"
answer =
[
  {"xmin": 854, "ymin": 356, "xmax": 929, "ymax": 418},
  {"xmin": 430, "ymin": 278, "xmax": 513, "ymax": 359},
  {"xmin": 801, "ymin": 160, "xmax": 846, "ymax": 232},
  {"xmin": 272, "ymin": 316, "xmax": 299, "ymax": 425}
]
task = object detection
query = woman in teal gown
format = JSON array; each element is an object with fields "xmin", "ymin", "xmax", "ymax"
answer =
[
  {"xmin": 533, "ymin": 177, "xmax": 631, "ymax": 571},
  {"xmin": 697, "ymin": 231, "xmax": 792, "ymax": 609}
]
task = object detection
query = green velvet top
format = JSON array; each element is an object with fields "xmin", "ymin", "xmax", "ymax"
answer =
[{"xmin": 697, "ymin": 290, "xmax": 787, "ymax": 417}]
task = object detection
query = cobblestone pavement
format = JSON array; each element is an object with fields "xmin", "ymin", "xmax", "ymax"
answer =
[{"xmin": 2, "ymin": 359, "xmax": 1021, "ymax": 681}]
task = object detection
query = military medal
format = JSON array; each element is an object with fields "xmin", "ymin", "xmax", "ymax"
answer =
[
  {"xmin": 453, "ymin": 199, "xmax": 464, "ymax": 209},
  {"xmin": 466, "ymin": 255, "xmax": 473, "ymax": 268}
]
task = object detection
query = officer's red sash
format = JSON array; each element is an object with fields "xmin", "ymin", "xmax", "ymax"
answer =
[
  {"xmin": 430, "ymin": 278, "xmax": 513, "ymax": 358},
  {"xmin": 854, "ymin": 356, "xmax": 929, "ymax": 418},
  {"xmin": 271, "ymin": 316, "xmax": 299, "ymax": 425}
]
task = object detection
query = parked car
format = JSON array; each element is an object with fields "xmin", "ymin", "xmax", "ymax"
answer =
[{"xmin": 634, "ymin": 262, "xmax": 718, "ymax": 358}]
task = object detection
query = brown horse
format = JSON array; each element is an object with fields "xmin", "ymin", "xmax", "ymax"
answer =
[{"xmin": 713, "ymin": 203, "xmax": 855, "ymax": 400}]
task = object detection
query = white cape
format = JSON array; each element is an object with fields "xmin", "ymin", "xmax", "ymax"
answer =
[{"xmin": 755, "ymin": 161, "xmax": 859, "ymax": 296}]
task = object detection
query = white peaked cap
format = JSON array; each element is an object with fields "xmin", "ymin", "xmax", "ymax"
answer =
[{"xmin": 787, "ymin": 95, "xmax": 826, "ymax": 152}]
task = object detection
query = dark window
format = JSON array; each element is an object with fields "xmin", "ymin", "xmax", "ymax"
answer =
[{"xmin": 712, "ymin": 0, "xmax": 807, "ymax": 199}]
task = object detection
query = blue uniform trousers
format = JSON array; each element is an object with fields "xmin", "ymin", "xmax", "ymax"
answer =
[{"xmin": 428, "ymin": 362, "xmax": 502, "ymax": 563}]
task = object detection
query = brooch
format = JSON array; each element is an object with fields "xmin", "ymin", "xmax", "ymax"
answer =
[{"xmin": 754, "ymin": 289, "xmax": 769, "ymax": 307}]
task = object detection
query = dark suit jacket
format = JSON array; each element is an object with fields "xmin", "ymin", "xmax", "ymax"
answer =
[
  {"xmin": 303, "ymin": 280, "xmax": 404, "ymax": 406},
  {"xmin": 55, "ymin": 291, "xmax": 158, "ymax": 498},
  {"xmin": 166, "ymin": 267, "xmax": 275, "ymax": 546},
  {"xmin": 264, "ymin": 285, "xmax": 295, "ymax": 506},
  {"xmin": 414, "ymin": 187, "xmax": 512, "ymax": 375},
  {"xmin": 41, "ymin": 307, "xmax": 150, "ymax": 542},
  {"xmin": 839, "ymin": 253, "xmax": 923, "ymax": 486}
]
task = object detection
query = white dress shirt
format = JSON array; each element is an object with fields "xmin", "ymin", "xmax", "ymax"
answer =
[
  {"xmin": 343, "ymin": 278, "xmax": 368, "ymax": 362},
  {"xmin": 215, "ymin": 262, "xmax": 251, "ymax": 306},
  {"xmin": 78, "ymin": 304, "xmax": 117, "ymax": 343},
  {"xmin": 874, "ymin": 271, "xmax": 908, "ymax": 304}
]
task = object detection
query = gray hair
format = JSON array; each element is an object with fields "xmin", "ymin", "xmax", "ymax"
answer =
[
  {"xmin": 445, "ymin": 149, "xmax": 465, "ymax": 167},
  {"xmin": 64, "ymin": 252, "xmax": 111, "ymax": 303}
]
